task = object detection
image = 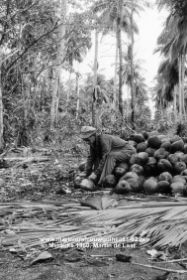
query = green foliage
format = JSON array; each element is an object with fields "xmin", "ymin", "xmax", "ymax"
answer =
[
  {"xmin": 153, "ymin": 109, "xmax": 174, "ymax": 133},
  {"xmin": 0, "ymin": 0, "xmax": 155, "ymax": 147},
  {"xmin": 0, "ymin": 0, "xmax": 60, "ymax": 145},
  {"xmin": 155, "ymin": 0, "xmax": 187, "ymax": 117},
  {"xmin": 64, "ymin": 12, "xmax": 92, "ymax": 66}
]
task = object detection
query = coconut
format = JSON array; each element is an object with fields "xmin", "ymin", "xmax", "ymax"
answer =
[
  {"xmin": 144, "ymin": 157, "xmax": 157, "ymax": 175},
  {"xmin": 130, "ymin": 164, "xmax": 144, "ymax": 175},
  {"xmin": 135, "ymin": 152, "xmax": 149, "ymax": 165},
  {"xmin": 172, "ymin": 175, "xmax": 186, "ymax": 184},
  {"xmin": 171, "ymin": 182, "xmax": 186, "ymax": 196},
  {"xmin": 157, "ymin": 181, "xmax": 171, "ymax": 194},
  {"xmin": 80, "ymin": 179, "xmax": 95, "ymax": 190},
  {"xmin": 171, "ymin": 140, "xmax": 184, "ymax": 153},
  {"xmin": 114, "ymin": 180, "xmax": 132, "ymax": 194},
  {"xmin": 126, "ymin": 177, "xmax": 141, "ymax": 192},
  {"xmin": 145, "ymin": 147, "xmax": 156, "ymax": 157},
  {"xmin": 174, "ymin": 152, "xmax": 184, "ymax": 161},
  {"xmin": 130, "ymin": 133, "xmax": 145, "ymax": 143},
  {"xmin": 157, "ymin": 159, "xmax": 172, "ymax": 173},
  {"xmin": 154, "ymin": 148, "xmax": 169, "ymax": 160},
  {"xmin": 168, "ymin": 154, "xmax": 178, "ymax": 165},
  {"xmin": 114, "ymin": 163, "xmax": 129, "ymax": 178},
  {"xmin": 122, "ymin": 171, "xmax": 139, "ymax": 180},
  {"xmin": 143, "ymin": 177, "xmax": 158, "ymax": 194},
  {"xmin": 148, "ymin": 136, "xmax": 162, "ymax": 149},
  {"xmin": 158, "ymin": 172, "xmax": 173, "ymax": 183},
  {"xmin": 136, "ymin": 142, "xmax": 148, "ymax": 152},
  {"xmin": 174, "ymin": 161, "xmax": 186, "ymax": 174},
  {"xmin": 103, "ymin": 175, "xmax": 117, "ymax": 188},
  {"xmin": 160, "ymin": 141, "xmax": 171, "ymax": 152}
]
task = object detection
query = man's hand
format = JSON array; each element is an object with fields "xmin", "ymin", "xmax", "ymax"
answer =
[{"xmin": 88, "ymin": 172, "xmax": 97, "ymax": 182}]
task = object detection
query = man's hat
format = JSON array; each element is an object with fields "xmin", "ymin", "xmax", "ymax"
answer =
[{"xmin": 80, "ymin": 126, "xmax": 96, "ymax": 139}]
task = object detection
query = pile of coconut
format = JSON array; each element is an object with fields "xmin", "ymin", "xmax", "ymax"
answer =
[{"xmin": 75, "ymin": 132, "xmax": 187, "ymax": 196}]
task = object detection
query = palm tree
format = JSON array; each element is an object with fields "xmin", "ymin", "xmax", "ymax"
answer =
[
  {"xmin": 50, "ymin": 0, "xmax": 67, "ymax": 128},
  {"xmin": 156, "ymin": 58, "xmax": 178, "ymax": 99},
  {"xmin": 157, "ymin": 0, "xmax": 187, "ymax": 121},
  {"xmin": 63, "ymin": 12, "xmax": 92, "ymax": 115},
  {"xmin": 81, "ymin": 73, "xmax": 112, "ymax": 126},
  {"xmin": 122, "ymin": 50, "xmax": 148, "ymax": 126},
  {"xmin": 91, "ymin": 0, "xmax": 140, "ymax": 118}
]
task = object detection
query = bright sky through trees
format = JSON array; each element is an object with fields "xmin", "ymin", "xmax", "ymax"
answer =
[
  {"xmin": 74, "ymin": 2, "xmax": 168, "ymax": 116},
  {"xmin": 78, "ymin": 2, "xmax": 167, "ymax": 86}
]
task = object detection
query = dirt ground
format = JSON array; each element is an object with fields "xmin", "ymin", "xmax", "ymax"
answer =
[
  {"xmin": 0, "ymin": 137, "xmax": 186, "ymax": 280},
  {"xmin": 0, "ymin": 246, "xmax": 183, "ymax": 280}
]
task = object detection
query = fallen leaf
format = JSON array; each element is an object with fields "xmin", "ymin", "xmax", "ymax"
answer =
[
  {"xmin": 80, "ymin": 196, "xmax": 102, "ymax": 210},
  {"xmin": 101, "ymin": 196, "xmax": 118, "ymax": 210},
  {"xmin": 31, "ymin": 251, "xmax": 53, "ymax": 265},
  {"xmin": 81, "ymin": 195, "xmax": 118, "ymax": 210}
]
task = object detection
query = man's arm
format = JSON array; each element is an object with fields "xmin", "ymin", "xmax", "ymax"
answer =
[
  {"xmin": 94, "ymin": 135, "xmax": 111, "ymax": 180},
  {"xmin": 85, "ymin": 147, "xmax": 95, "ymax": 176}
]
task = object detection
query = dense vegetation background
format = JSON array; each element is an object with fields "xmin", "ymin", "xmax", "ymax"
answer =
[{"xmin": 0, "ymin": 0, "xmax": 187, "ymax": 149}]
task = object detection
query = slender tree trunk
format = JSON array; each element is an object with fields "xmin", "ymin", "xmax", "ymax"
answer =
[
  {"xmin": 181, "ymin": 53, "xmax": 186, "ymax": 120},
  {"xmin": 0, "ymin": 62, "xmax": 3, "ymax": 149},
  {"xmin": 173, "ymin": 85, "xmax": 177, "ymax": 122},
  {"xmin": 117, "ymin": 0, "xmax": 123, "ymax": 117},
  {"xmin": 130, "ymin": 7, "xmax": 135, "ymax": 129},
  {"xmin": 51, "ymin": 0, "xmax": 67, "ymax": 128},
  {"xmin": 178, "ymin": 55, "xmax": 182, "ymax": 122},
  {"xmin": 113, "ymin": 21, "xmax": 118, "ymax": 111},
  {"xmin": 92, "ymin": 28, "xmax": 99, "ymax": 127},
  {"xmin": 75, "ymin": 73, "xmax": 80, "ymax": 120},
  {"xmin": 66, "ymin": 71, "xmax": 72, "ymax": 112}
]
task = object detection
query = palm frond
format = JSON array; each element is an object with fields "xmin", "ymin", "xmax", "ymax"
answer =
[{"xmin": 1, "ymin": 198, "xmax": 187, "ymax": 251}]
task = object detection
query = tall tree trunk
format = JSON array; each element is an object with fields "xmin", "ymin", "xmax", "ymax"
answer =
[
  {"xmin": 130, "ymin": 7, "xmax": 135, "ymax": 129},
  {"xmin": 113, "ymin": 21, "xmax": 118, "ymax": 111},
  {"xmin": 117, "ymin": 0, "xmax": 123, "ymax": 117},
  {"xmin": 92, "ymin": 28, "xmax": 99, "ymax": 127},
  {"xmin": 50, "ymin": 0, "xmax": 67, "ymax": 128},
  {"xmin": 0, "ymin": 62, "xmax": 3, "ymax": 149},
  {"xmin": 66, "ymin": 71, "xmax": 72, "ymax": 112},
  {"xmin": 75, "ymin": 73, "xmax": 80, "ymax": 120},
  {"xmin": 178, "ymin": 55, "xmax": 182, "ymax": 122},
  {"xmin": 173, "ymin": 85, "xmax": 177, "ymax": 122},
  {"xmin": 181, "ymin": 53, "xmax": 186, "ymax": 120}
]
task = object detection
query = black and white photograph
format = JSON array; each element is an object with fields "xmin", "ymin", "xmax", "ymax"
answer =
[{"xmin": 0, "ymin": 0, "xmax": 187, "ymax": 279}]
